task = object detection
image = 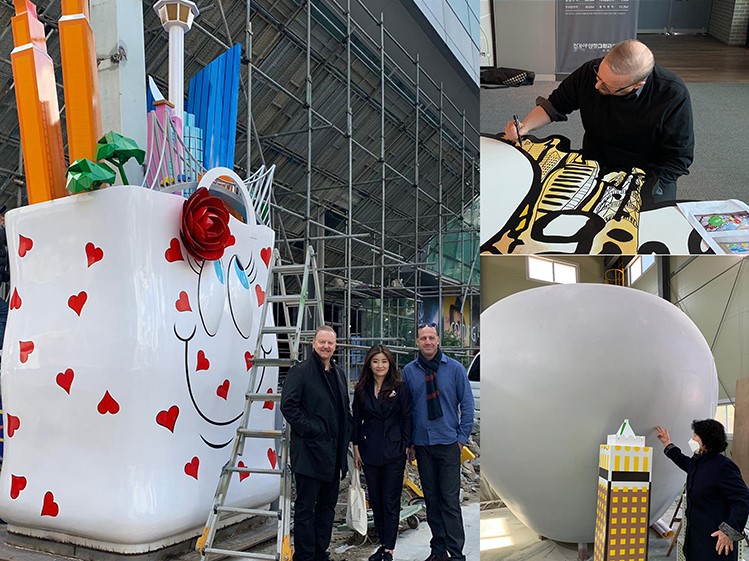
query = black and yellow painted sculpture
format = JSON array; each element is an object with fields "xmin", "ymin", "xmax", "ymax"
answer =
[{"xmin": 481, "ymin": 135, "xmax": 657, "ymax": 255}]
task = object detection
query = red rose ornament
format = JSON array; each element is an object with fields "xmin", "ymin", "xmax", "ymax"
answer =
[{"xmin": 180, "ymin": 187, "xmax": 232, "ymax": 261}]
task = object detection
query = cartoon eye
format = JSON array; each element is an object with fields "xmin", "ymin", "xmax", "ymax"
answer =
[
  {"xmin": 198, "ymin": 259, "xmax": 225, "ymax": 336},
  {"xmin": 227, "ymin": 255, "xmax": 254, "ymax": 339}
]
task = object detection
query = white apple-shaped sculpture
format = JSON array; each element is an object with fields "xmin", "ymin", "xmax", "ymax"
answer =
[{"xmin": 481, "ymin": 283, "xmax": 718, "ymax": 543}]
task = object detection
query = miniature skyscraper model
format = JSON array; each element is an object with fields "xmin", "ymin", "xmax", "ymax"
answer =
[{"xmin": 594, "ymin": 419, "xmax": 653, "ymax": 561}]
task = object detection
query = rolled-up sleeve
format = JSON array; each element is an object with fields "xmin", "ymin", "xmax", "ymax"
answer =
[{"xmin": 539, "ymin": 60, "xmax": 594, "ymax": 121}]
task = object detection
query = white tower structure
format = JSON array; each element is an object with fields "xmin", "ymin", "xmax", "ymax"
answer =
[{"xmin": 153, "ymin": 0, "xmax": 199, "ymax": 127}]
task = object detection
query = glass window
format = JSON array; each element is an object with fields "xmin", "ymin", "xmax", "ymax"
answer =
[
  {"xmin": 555, "ymin": 262, "xmax": 578, "ymax": 284},
  {"xmin": 714, "ymin": 401, "xmax": 735, "ymax": 435},
  {"xmin": 627, "ymin": 255, "xmax": 656, "ymax": 285},
  {"xmin": 527, "ymin": 256, "xmax": 578, "ymax": 284}
]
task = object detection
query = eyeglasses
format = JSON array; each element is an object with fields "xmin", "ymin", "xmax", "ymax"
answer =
[
  {"xmin": 417, "ymin": 322, "xmax": 437, "ymax": 329},
  {"xmin": 593, "ymin": 63, "xmax": 640, "ymax": 95}
]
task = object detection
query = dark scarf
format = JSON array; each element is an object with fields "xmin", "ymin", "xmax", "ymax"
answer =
[{"xmin": 417, "ymin": 349, "xmax": 444, "ymax": 420}]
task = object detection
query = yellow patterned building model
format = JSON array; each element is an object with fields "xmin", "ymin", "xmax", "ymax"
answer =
[
  {"xmin": 11, "ymin": 0, "xmax": 68, "ymax": 204},
  {"xmin": 59, "ymin": 0, "xmax": 103, "ymax": 162},
  {"xmin": 594, "ymin": 419, "xmax": 652, "ymax": 561}
]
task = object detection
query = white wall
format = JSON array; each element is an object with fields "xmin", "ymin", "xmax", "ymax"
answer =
[
  {"xmin": 492, "ymin": 0, "xmax": 556, "ymax": 78},
  {"xmin": 630, "ymin": 256, "xmax": 748, "ymax": 401}
]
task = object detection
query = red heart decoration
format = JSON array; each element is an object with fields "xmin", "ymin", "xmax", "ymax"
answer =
[
  {"xmin": 85, "ymin": 242, "xmax": 104, "ymax": 267},
  {"xmin": 56, "ymin": 369, "xmax": 75, "ymax": 394},
  {"xmin": 68, "ymin": 292, "xmax": 88, "ymax": 316},
  {"xmin": 244, "ymin": 351, "xmax": 254, "ymax": 371},
  {"xmin": 255, "ymin": 284, "xmax": 265, "ymax": 307},
  {"xmin": 216, "ymin": 379, "xmax": 230, "ymax": 400},
  {"xmin": 260, "ymin": 247, "xmax": 272, "ymax": 267},
  {"xmin": 41, "ymin": 491, "xmax": 59, "ymax": 517},
  {"xmin": 237, "ymin": 461, "xmax": 250, "ymax": 482},
  {"xmin": 196, "ymin": 350, "xmax": 210, "ymax": 371},
  {"xmin": 263, "ymin": 388, "xmax": 274, "ymax": 410},
  {"xmin": 226, "ymin": 234, "xmax": 236, "ymax": 247},
  {"xmin": 19, "ymin": 341, "xmax": 34, "ymax": 363},
  {"xmin": 175, "ymin": 291, "xmax": 191, "ymax": 312},
  {"xmin": 165, "ymin": 238, "xmax": 184, "ymax": 263},
  {"xmin": 10, "ymin": 475, "xmax": 27, "ymax": 499},
  {"xmin": 18, "ymin": 235, "xmax": 33, "ymax": 258},
  {"xmin": 184, "ymin": 456, "xmax": 199, "ymax": 480},
  {"xmin": 267, "ymin": 448, "xmax": 277, "ymax": 469},
  {"xmin": 6, "ymin": 414, "xmax": 20, "ymax": 437},
  {"xmin": 9, "ymin": 288, "xmax": 21, "ymax": 310},
  {"xmin": 97, "ymin": 391, "xmax": 120, "ymax": 415},
  {"xmin": 156, "ymin": 406, "xmax": 179, "ymax": 432}
]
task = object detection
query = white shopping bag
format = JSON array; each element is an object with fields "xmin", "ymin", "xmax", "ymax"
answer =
[{"xmin": 346, "ymin": 455, "xmax": 368, "ymax": 536}]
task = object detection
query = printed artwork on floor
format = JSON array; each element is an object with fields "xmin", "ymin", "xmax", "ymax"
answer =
[{"xmin": 481, "ymin": 134, "xmax": 657, "ymax": 254}]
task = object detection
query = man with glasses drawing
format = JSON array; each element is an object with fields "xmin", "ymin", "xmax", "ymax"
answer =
[
  {"xmin": 504, "ymin": 39, "xmax": 694, "ymax": 209},
  {"xmin": 403, "ymin": 322, "xmax": 474, "ymax": 561}
]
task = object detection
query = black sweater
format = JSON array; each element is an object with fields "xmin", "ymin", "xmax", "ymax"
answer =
[{"xmin": 537, "ymin": 59, "xmax": 694, "ymax": 184}]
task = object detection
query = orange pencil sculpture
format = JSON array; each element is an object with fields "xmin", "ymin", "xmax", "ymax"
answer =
[
  {"xmin": 59, "ymin": 0, "xmax": 102, "ymax": 162},
  {"xmin": 11, "ymin": 0, "xmax": 68, "ymax": 204}
]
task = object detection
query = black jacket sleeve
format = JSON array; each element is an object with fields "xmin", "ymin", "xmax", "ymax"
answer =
[
  {"xmin": 539, "ymin": 60, "xmax": 595, "ymax": 121},
  {"xmin": 401, "ymin": 383, "xmax": 413, "ymax": 449},
  {"xmin": 719, "ymin": 460, "xmax": 749, "ymax": 539},
  {"xmin": 352, "ymin": 391, "xmax": 362, "ymax": 445},
  {"xmin": 649, "ymin": 89, "xmax": 694, "ymax": 183},
  {"xmin": 280, "ymin": 366, "xmax": 322, "ymax": 438},
  {"xmin": 665, "ymin": 443, "xmax": 691, "ymax": 472}
]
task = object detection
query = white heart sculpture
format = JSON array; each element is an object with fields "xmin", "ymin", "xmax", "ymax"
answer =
[{"xmin": 481, "ymin": 283, "xmax": 718, "ymax": 543}]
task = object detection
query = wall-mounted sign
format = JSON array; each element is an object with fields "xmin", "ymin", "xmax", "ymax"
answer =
[{"xmin": 556, "ymin": 0, "xmax": 639, "ymax": 74}]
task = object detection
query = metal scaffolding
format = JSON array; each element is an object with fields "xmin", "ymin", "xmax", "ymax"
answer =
[
  {"xmin": 240, "ymin": 0, "xmax": 480, "ymax": 371},
  {"xmin": 0, "ymin": 0, "xmax": 481, "ymax": 372}
]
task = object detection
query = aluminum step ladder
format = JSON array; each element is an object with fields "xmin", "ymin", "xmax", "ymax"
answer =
[{"xmin": 197, "ymin": 245, "xmax": 325, "ymax": 561}]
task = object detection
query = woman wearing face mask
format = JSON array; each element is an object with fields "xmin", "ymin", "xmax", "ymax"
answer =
[
  {"xmin": 656, "ymin": 420, "xmax": 749, "ymax": 560},
  {"xmin": 353, "ymin": 345, "xmax": 412, "ymax": 561}
]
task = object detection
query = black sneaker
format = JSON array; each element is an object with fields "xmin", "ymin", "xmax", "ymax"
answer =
[
  {"xmin": 368, "ymin": 546, "xmax": 385, "ymax": 561},
  {"xmin": 381, "ymin": 552, "xmax": 393, "ymax": 561},
  {"xmin": 423, "ymin": 554, "xmax": 449, "ymax": 561}
]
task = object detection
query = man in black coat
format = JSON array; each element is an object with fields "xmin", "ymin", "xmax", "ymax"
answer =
[{"xmin": 281, "ymin": 325, "xmax": 353, "ymax": 561}]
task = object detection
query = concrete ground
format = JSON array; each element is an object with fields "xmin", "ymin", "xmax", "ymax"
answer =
[
  {"xmin": 334, "ymin": 503, "xmax": 480, "ymax": 561},
  {"xmin": 479, "ymin": 505, "xmax": 677, "ymax": 561}
]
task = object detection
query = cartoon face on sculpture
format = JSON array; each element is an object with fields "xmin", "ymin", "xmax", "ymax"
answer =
[
  {"xmin": 177, "ymin": 237, "xmax": 275, "ymax": 449},
  {"xmin": 0, "ymin": 185, "xmax": 279, "ymax": 551},
  {"xmin": 480, "ymin": 284, "xmax": 718, "ymax": 543}
]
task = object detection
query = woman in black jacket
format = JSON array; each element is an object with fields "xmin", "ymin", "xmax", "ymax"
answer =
[
  {"xmin": 353, "ymin": 345, "xmax": 412, "ymax": 561},
  {"xmin": 656, "ymin": 420, "xmax": 749, "ymax": 560}
]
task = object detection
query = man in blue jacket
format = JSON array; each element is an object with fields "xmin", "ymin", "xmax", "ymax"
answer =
[{"xmin": 403, "ymin": 323, "xmax": 475, "ymax": 561}]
